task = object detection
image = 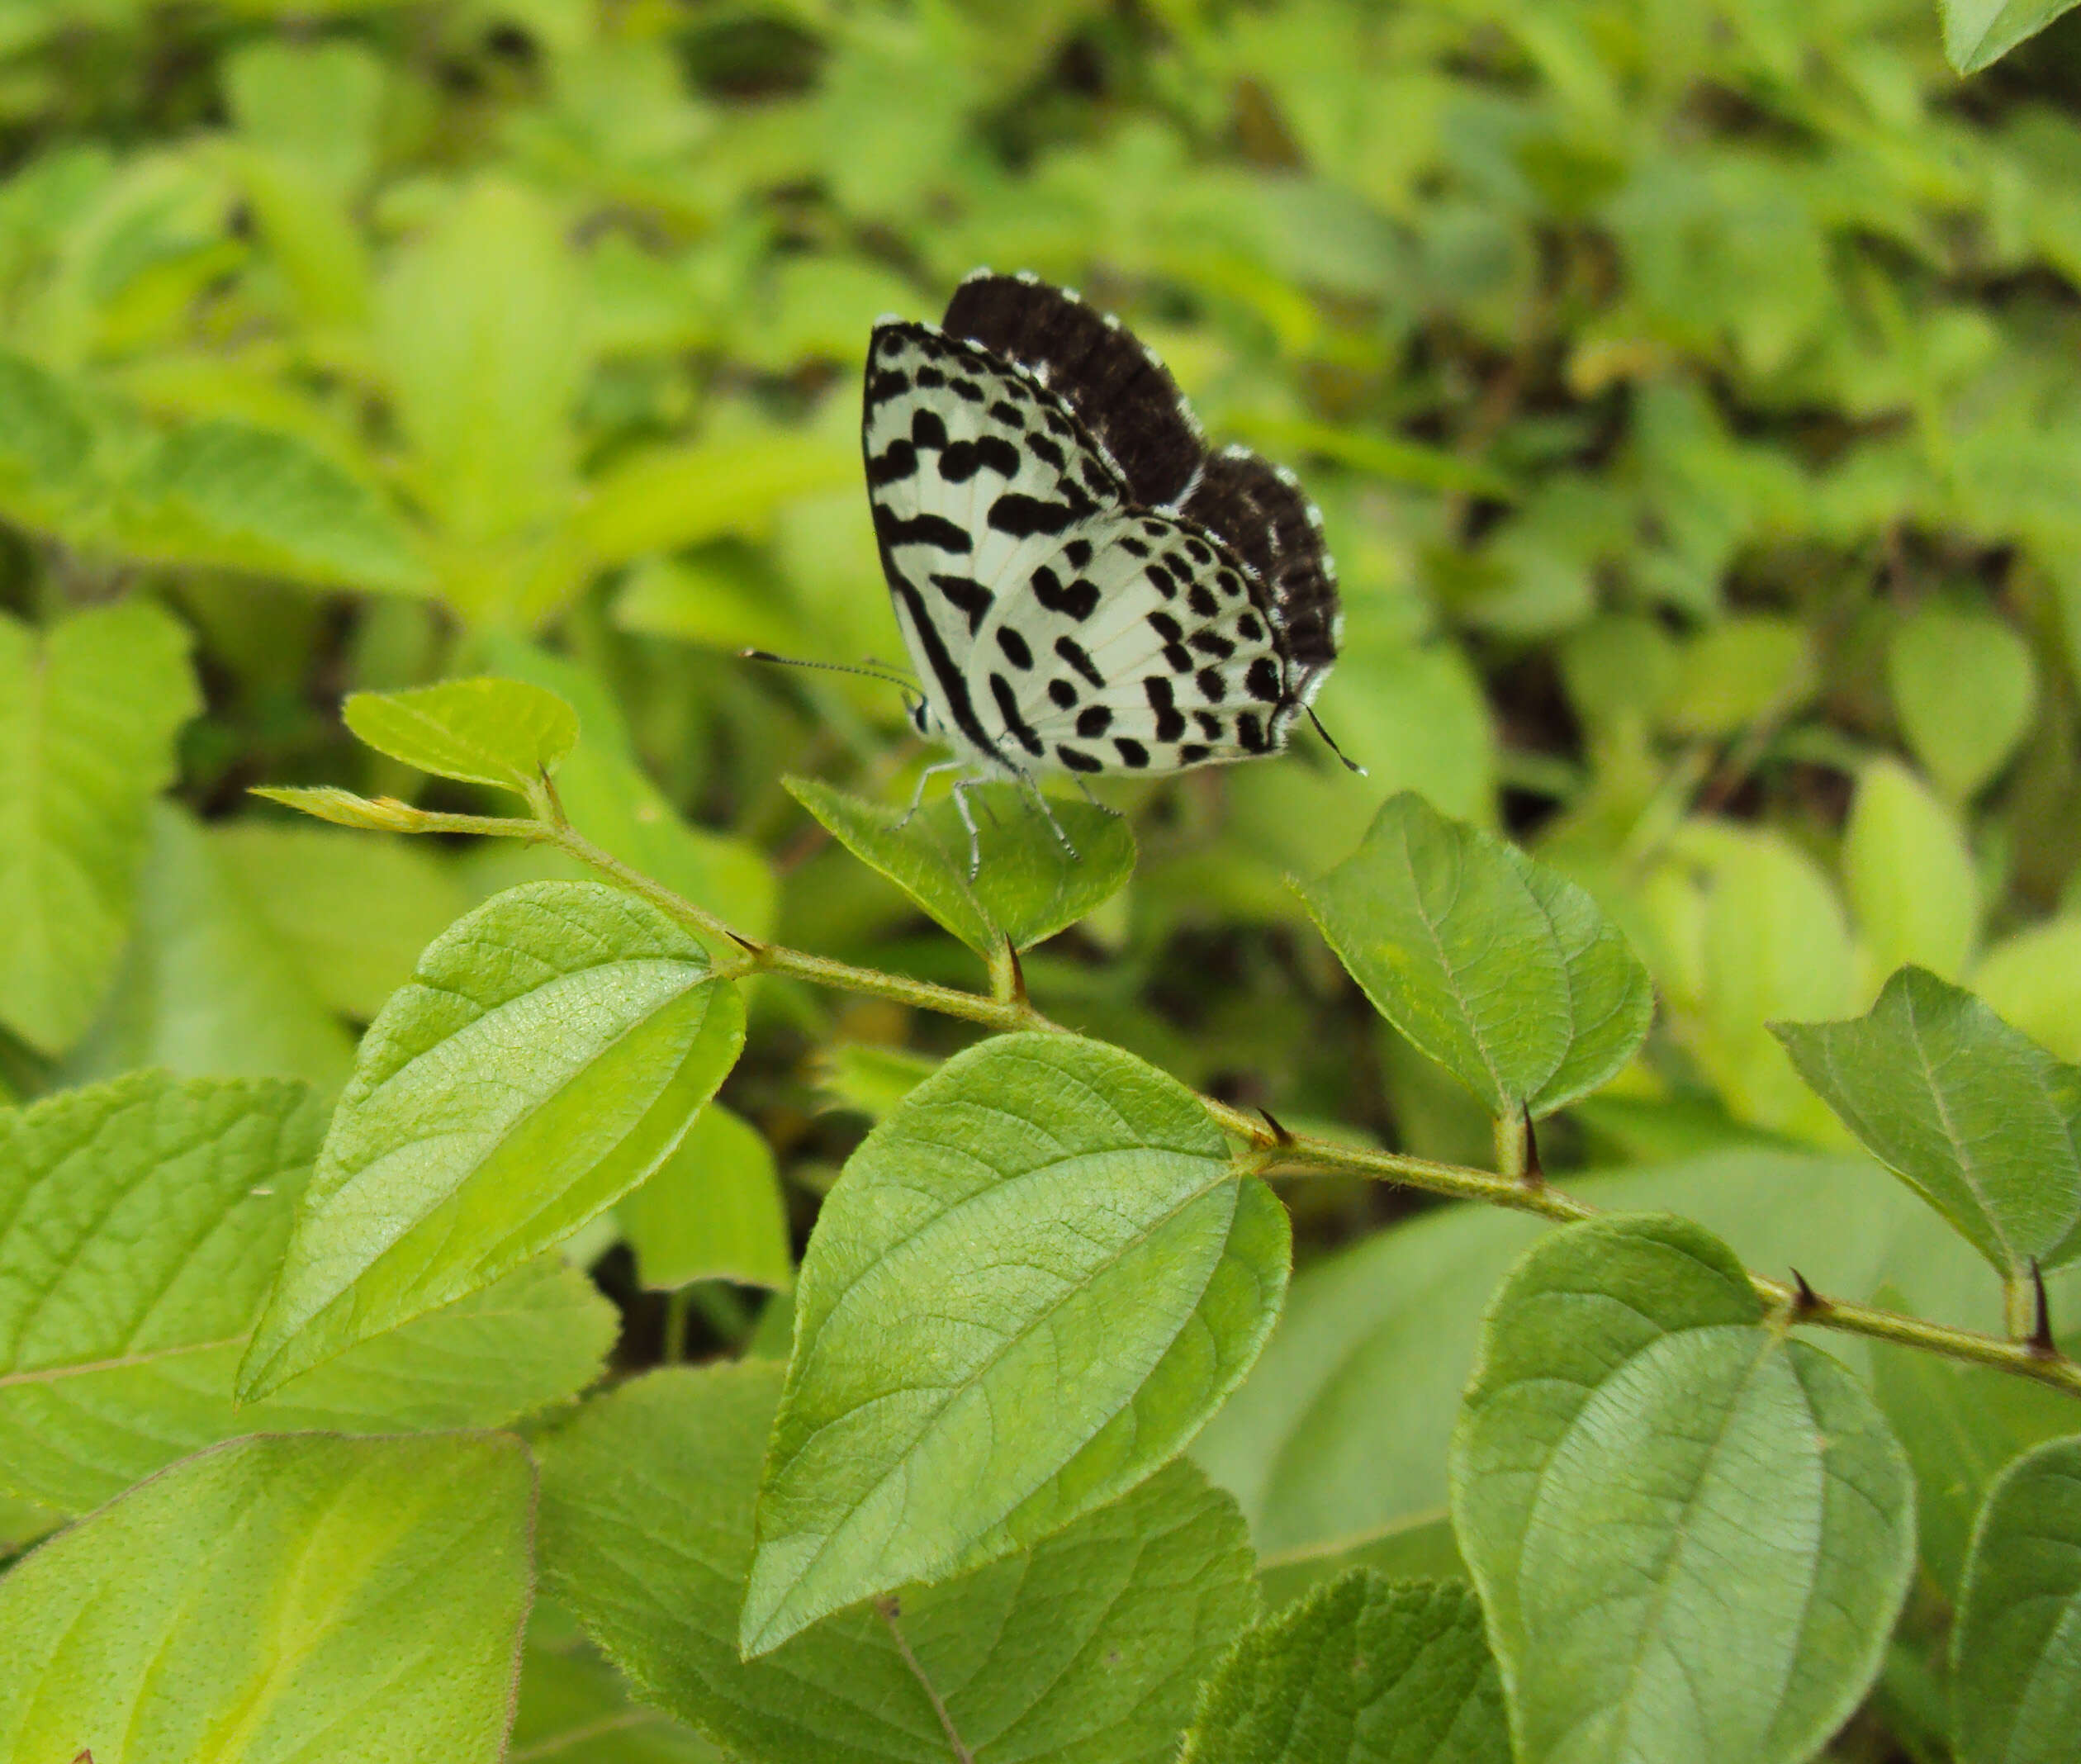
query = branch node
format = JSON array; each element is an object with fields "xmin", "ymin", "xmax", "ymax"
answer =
[{"xmin": 2030, "ymin": 1259, "xmax": 2059, "ymax": 1359}]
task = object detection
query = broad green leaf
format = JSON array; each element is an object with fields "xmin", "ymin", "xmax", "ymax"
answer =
[
  {"xmin": 0, "ymin": 349, "xmax": 99, "ymax": 534},
  {"xmin": 619, "ymin": 1103, "xmax": 793, "ymax": 1292},
  {"xmin": 785, "ymin": 775, "xmax": 1136, "ymax": 956},
  {"xmin": 1844, "ymin": 758, "xmax": 1980, "ymax": 985},
  {"xmin": 0, "ymin": 1069, "xmax": 614, "ymax": 1510},
  {"xmin": 478, "ymin": 640, "xmax": 777, "ymax": 948},
  {"xmin": 0, "ymin": 1432, "xmax": 533, "ymax": 1762},
  {"xmin": 379, "ymin": 175, "xmax": 580, "ymax": 548},
  {"xmin": 224, "ymin": 37, "xmax": 386, "ymax": 197},
  {"xmin": 1196, "ymin": 1149, "xmax": 2071, "ymax": 1567},
  {"xmin": 1297, "ymin": 792, "xmax": 1653, "ymax": 1121},
  {"xmin": 1951, "ymin": 1434, "xmax": 2081, "ymax": 1762},
  {"xmin": 0, "ymin": 598, "xmax": 198, "ymax": 1054},
  {"xmin": 211, "ymin": 821, "xmax": 472, "ymax": 1021},
  {"xmin": 1773, "ymin": 966, "xmax": 2081, "ymax": 1275},
  {"xmin": 1942, "ymin": 0, "xmax": 2081, "ymax": 75},
  {"xmin": 239, "ymin": 880, "xmax": 744, "ymax": 1398},
  {"xmin": 574, "ymin": 432, "xmax": 860, "ymax": 567},
  {"xmin": 1256, "ymin": 1515, "xmax": 1466, "ymax": 1613},
  {"xmin": 1870, "ymin": 1341, "xmax": 2078, "ymax": 1598},
  {"xmin": 1889, "ymin": 603, "xmax": 2037, "ymax": 799},
  {"xmin": 59, "ymin": 801, "xmax": 356, "ymax": 1093},
  {"xmin": 1974, "ymin": 916, "xmax": 2081, "ymax": 1062},
  {"xmin": 1451, "ymin": 1214, "xmax": 1915, "ymax": 1764},
  {"xmin": 513, "ymin": 1642, "xmax": 723, "ymax": 1763},
  {"xmin": 1180, "ymin": 1573, "xmax": 1508, "ymax": 1764},
  {"xmin": 1659, "ymin": 615, "xmax": 1813, "ymax": 738},
  {"xmin": 110, "ymin": 419, "xmax": 428, "ymax": 594},
  {"xmin": 344, "ymin": 676, "xmax": 579, "ymax": 798},
  {"xmin": 538, "ymin": 1363, "xmax": 1258, "ymax": 1764},
  {"xmin": 742, "ymin": 1031, "xmax": 1286, "ymax": 1656}
]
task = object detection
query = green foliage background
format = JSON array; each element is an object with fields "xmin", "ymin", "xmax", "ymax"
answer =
[{"xmin": 7, "ymin": 0, "xmax": 2081, "ymax": 1757}]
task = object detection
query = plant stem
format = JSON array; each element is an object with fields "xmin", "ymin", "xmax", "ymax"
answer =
[{"xmin": 540, "ymin": 823, "xmax": 2081, "ymax": 1403}]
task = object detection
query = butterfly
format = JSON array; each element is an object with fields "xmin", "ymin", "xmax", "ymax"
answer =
[{"xmin": 765, "ymin": 271, "xmax": 1353, "ymax": 872}]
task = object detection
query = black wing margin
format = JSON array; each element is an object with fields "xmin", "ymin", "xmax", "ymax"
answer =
[{"xmin": 941, "ymin": 271, "xmax": 1203, "ymax": 510}]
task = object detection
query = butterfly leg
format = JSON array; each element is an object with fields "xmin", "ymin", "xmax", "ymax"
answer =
[
  {"xmin": 897, "ymin": 759, "xmax": 966, "ymax": 828},
  {"xmin": 1019, "ymin": 775, "xmax": 1081, "ymax": 863},
  {"xmin": 950, "ymin": 777, "xmax": 984, "ymax": 878},
  {"xmin": 1069, "ymin": 772, "xmax": 1124, "ymax": 819}
]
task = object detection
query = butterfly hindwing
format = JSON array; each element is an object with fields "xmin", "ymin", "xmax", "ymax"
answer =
[{"xmin": 864, "ymin": 277, "xmax": 1339, "ymax": 780}]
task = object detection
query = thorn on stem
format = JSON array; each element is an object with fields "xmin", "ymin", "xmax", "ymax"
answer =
[
  {"xmin": 1004, "ymin": 937, "xmax": 1028, "ymax": 1008},
  {"xmin": 1257, "ymin": 1107, "xmax": 1294, "ymax": 1148},
  {"xmin": 1521, "ymin": 1107, "xmax": 1543, "ymax": 1186},
  {"xmin": 723, "ymin": 926, "xmax": 765, "ymax": 954},
  {"xmin": 1790, "ymin": 1268, "xmax": 1824, "ymax": 1317},
  {"xmin": 2030, "ymin": 1258, "xmax": 2058, "ymax": 1358}
]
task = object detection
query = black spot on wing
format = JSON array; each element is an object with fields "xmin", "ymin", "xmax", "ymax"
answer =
[
  {"xmin": 1178, "ymin": 742, "xmax": 1211, "ymax": 766},
  {"xmin": 1114, "ymin": 737, "xmax": 1149, "ymax": 767},
  {"xmin": 1145, "ymin": 676, "xmax": 1185, "ymax": 742},
  {"xmin": 876, "ymin": 505, "xmax": 973, "ymax": 555},
  {"xmin": 1075, "ymin": 704, "xmax": 1112, "ymax": 737},
  {"xmin": 1047, "ymin": 677, "xmax": 1078, "ymax": 709},
  {"xmin": 1055, "ymin": 743, "xmax": 1103, "ymax": 773},
  {"xmin": 996, "ymin": 626, "xmax": 1033, "ymax": 670},
  {"xmin": 929, "ymin": 571, "xmax": 993, "ymax": 633},
  {"xmin": 938, "ymin": 435, "xmax": 1022, "ymax": 483},
  {"xmin": 1245, "ymin": 655, "xmax": 1282, "ymax": 702},
  {"xmin": 991, "ymin": 673, "xmax": 1045, "ymax": 756},
  {"xmin": 866, "ymin": 439, "xmax": 918, "ymax": 486},
  {"xmin": 912, "ymin": 409, "xmax": 948, "ymax": 449},
  {"xmin": 1055, "ymin": 635, "xmax": 1106, "ymax": 689},
  {"xmin": 1031, "ymin": 565, "xmax": 1100, "ymax": 621},
  {"xmin": 988, "ymin": 493, "xmax": 1079, "ymax": 539}
]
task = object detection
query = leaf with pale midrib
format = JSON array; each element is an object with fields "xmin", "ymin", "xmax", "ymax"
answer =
[
  {"xmin": 741, "ymin": 1031, "xmax": 1286, "ymax": 1656},
  {"xmin": 538, "ymin": 1362, "xmax": 1259, "ymax": 1764}
]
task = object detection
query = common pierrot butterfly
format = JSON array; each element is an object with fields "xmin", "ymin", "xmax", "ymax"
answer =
[{"xmin": 759, "ymin": 270, "xmax": 1354, "ymax": 871}]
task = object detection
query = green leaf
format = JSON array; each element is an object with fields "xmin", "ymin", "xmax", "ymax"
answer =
[
  {"xmin": 1659, "ymin": 615, "xmax": 1814, "ymax": 738},
  {"xmin": 1974, "ymin": 915, "xmax": 2081, "ymax": 1063},
  {"xmin": 239, "ymin": 880, "xmax": 743, "ymax": 1398},
  {"xmin": 1942, "ymin": 0, "xmax": 2081, "ymax": 74},
  {"xmin": 1843, "ymin": 758, "xmax": 1980, "ymax": 984},
  {"xmin": 742, "ymin": 1031, "xmax": 1286, "ymax": 1656},
  {"xmin": 247, "ymin": 785, "xmax": 452, "ymax": 834},
  {"xmin": 1889, "ymin": 603, "xmax": 2039, "ymax": 799},
  {"xmin": 224, "ymin": 37, "xmax": 386, "ymax": 198},
  {"xmin": 0, "ymin": 598, "xmax": 198, "ymax": 1054},
  {"xmin": 513, "ymin": 1641, "xmax": 723, "ymax": 1763},
  {"xmin": 478, "ymin": 639, "xmax": 777, "ymax": 948},
  {"xmin": 1297, "ymin": 792, "xmax": 1653, "ymax": 1121},
  {"xmin": 574, "ymin": 432, "xmax": 860, "ymax": 567},
  {"xmin": 1180, "ymin": 1573, "xmax": 1508, "ymax": 1764},
  {"xmin": 0, "ymin": 1432, "xmax": 533, "ymax": 1762},
  {"xmin": 538, "ymin": 1362, "xmax": 1258, "ymax": 1764},
  {"xmin": 0, "ymin": 1069, "xmax": 614, "ymax": 1510},
  {"xmin": 211, "ymin": 821, "xmax": 472, "ymax": 1022},
  {"xmin": 1951, "ymin": 1434, "xmax": 2081, "ymax": 1762},
  {"xmin": 619, "ymin": 1103, "xmax": 793, "ymax": 1292},
  {"xmin": 1256, "ymin": 1515, "xmax": 1466, "ymax": 1613},
  {"xmin": 1196, "ymin": 1147, "xmax": 2064, "ymax": 1570},
  {"xmin": 1870, "ymin": 1341, "xmax": 2078, "ymax": 1598},
  {"xmin": 58, "ymin": 801, "xmax": 357, "ymax": 1093},
  {"xmin": 785, "ymin": 775, "xmax": 1136, "ymax": 957},
  {"xmin": 343, "ymin": 676, "xmax": 580, "ymax": 798},
  {"xmin": 110, "ymin": 419, "xmax": 428, "ymax": 595},
  {"xmin": 0, "ymin": 349, "xmax": 99, "ymax": 534},
  {"xmin": 1773, "ymin": 966, "xmax": 2081, "ymax": 1276},
  {"xmin": 1451, "ymin": 1214, "xmax": 1915, "ymax": 1764}
]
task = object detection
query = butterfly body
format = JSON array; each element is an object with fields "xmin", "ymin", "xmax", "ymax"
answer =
[{"xmin": 865, "ymin": 273, "xmax": 1342, "ymax": 800}]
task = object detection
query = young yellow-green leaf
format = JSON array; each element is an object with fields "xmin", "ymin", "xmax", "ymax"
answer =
[
  {"xmin": 1889, "ymin": 602, "xmax": 2037, "ymax": 797},
  {"xmin": 0, "ymin": 349, "xmax": 100, "ymax": 534},
  {"xmin": 0, "ymin": 597, "xmax": 198, "ymax": 1054},
  {"xmin": 0, "ymin": 1069, "xmax": 614, "ymax": 1510},
  {"xmin": 1943, "ymin": 0, "xmax": 2081, "ymax": 76},
  {"xmin": 249, "ymin": 785, "xmax": 452, "ymax": 833},
  {"xmin": 785, "ymin": 775, "xmax": 1135, "ymax": 956},
  {"xmin": 741, "ymin": 1031, "xmax": 1286, "ymax": 1657},
  {"xmin": 1772, "ymin": 967, "xmax": 2081, "ymax": 1276},
  {"xmin": 619, "ymin": 1104, "xmax": 792, "ymax": 1292},
  {"xmin": 110, "ymin": 419, "xmax": 429, "ymax": 595},
  {"xmin": 538, "ymin": 1363, "xmax": 1257, "ymax": 1764},
  {"xmin": 0, "ymin": 1432, "xmax": 533, "ymax": 1762},
  {"xmin": 1951, "ymin": 1434, "xmax": 2081, "ymax": 1763},
  {"xmin": 58, "ymin": 801, "xmax": 355, "ymax": 1093},
  {"xmin": 344, "ymin": 676, "xmax": 579, "ymax": 798},
  {"xmin": 1297, "ymin": 792, "xmax": 1652, "ymax": 1121},
  {"xmin": 211, "ymin": 821, "xmax": 472, "ymax": 1021},
  {"xmin": 1843, "ymin": 758, "xmax": 1979, "ymax": 984},
  {"xmin": 1451, "ymin": 1214, "xmax": 1915, "ymax": 1764},
  {"xmin": 479, "ymin": 640, "xmax": 777, "ymax": 948},
  {"xmin": 1180, "ymin": 1573, "xmax": 1507, "ymax": 1764},
  {"xmin": 239, "ymin": 880, "xmax": 743, "ymax": 1398}
]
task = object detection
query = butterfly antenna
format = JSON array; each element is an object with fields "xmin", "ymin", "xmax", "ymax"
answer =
[
  {"xmin": 1306, "ymin": 706, "xmax": 1368, "ymax": 776},
  {"xmin": 741, "ymin": 650, "xmax": 917, "ymax": 690}
]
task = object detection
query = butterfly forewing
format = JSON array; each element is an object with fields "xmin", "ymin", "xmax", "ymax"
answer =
[{"xmin": 863, "ymin": 276, "xmax": 1340, "ymax": 780}]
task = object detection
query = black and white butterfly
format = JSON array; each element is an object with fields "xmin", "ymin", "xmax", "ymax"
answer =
[{"xmin": 773, "ymin": 271, "xmax": 1352, "ymax": 869}]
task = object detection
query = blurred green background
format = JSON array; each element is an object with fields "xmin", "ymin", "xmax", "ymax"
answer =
[{"xmin": 4, "ymin": 0, "xmax": 2081, "ymax": 1231}]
